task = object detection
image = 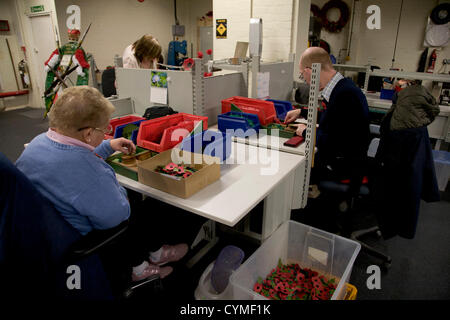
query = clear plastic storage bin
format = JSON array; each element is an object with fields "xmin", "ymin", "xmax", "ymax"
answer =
[
  {"xmin": 229, "ymin": 220, "xmax": 361, "ymax": 300},
  {"xmin": 432, "ymin": 150, "xmax": 450, "ymax": 192}
]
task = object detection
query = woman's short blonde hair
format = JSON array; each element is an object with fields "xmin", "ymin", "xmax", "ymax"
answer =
[
  {"xmin": 132, "ymin": 34, "xmax": 162, "ymax": 63},
  {"xmin": 48, "ymin": 86, "xmax": 115, "ymax": 132}
]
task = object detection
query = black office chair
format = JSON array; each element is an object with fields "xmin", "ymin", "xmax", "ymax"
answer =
[
  {"xmin": 101, "ymin": 67, "xmax": 117, "ymax": 98},
  {"xmin": 0, "ymin": 152, "xmax": 159, "ymax": 300},
  {"xmin": 318, "ymin": 138, "xmax": 392, "ymax": 269}
]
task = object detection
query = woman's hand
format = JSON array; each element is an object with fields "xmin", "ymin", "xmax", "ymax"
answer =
[
  {"xmin": 284, "ymin": 109, "xmax": 301, "ymax": 124},
  {"xmin": 110, "ymin": 138, "xmax": 136, "ymax": 154}
]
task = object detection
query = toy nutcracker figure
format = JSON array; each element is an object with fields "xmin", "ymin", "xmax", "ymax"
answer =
[{"xmin": 43, "ymin": 28, "xmax": 90, "ymax": 116}]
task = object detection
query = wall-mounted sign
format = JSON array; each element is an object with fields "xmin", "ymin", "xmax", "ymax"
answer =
[
  {"xmin": 30, "ymin": 5, "xmax": 45, "ymax": 13},
  {"xmin": 216, "ymin": 19, "xmax": 227, "ymax": 39},
  {"xmin": 0, "ymin": 20, "xmax": 10, "ymax": 31}
]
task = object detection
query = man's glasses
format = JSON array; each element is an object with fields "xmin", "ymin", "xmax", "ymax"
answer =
[{"xmin": 298, "ymin": 67, "xmax": 311, "ymax": 81}]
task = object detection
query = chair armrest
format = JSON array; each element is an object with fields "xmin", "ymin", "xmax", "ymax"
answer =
[{"xmin": 65, "ymin": 220, "xmax": 129, "ymax": 262}]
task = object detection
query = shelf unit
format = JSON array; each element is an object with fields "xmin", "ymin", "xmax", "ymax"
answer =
[
  {"xmin": 333, "ymin": 63, "xmax": 450, "ymax": 148},
  {"xmin": 333, "ymin": 63, "xmax": 450, "ymax": 92}
]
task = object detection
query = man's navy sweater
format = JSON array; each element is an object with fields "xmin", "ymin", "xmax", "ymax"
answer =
[{"xmin": 316, "ymin": 78, "xmax": 370, "ymax": 178}]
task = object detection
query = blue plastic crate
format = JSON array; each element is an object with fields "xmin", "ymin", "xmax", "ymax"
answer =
[
  {"xmin": 380, "ymin": 89, "xmax": 395, "ymax": 100},
  {"xmin": 114, "ymin": 120, "xmax": 146, "ymax": 144},
  {"xmin": 217, "ymin": 112, "xmax": 260, "ymax": 138},
  {"xmin": 180, "ymin": 130, "xmax": 232, "ymax": 162},
  {"xmin": 266, "ymin": 99, "xmax": 293, "ymax": 121}
]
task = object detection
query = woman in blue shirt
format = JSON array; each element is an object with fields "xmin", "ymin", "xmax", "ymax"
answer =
[{"xmin": 16, "ymin": 86, "xmax": 188, "ymax": 282}]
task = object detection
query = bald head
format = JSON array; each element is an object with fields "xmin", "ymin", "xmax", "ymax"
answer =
[{"xmin": 300, "ymin": 47, "xmax": 334, "ymax": 71}]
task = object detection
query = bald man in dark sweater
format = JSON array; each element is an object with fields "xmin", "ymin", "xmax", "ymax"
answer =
[{"xmin": 286, "ymin": 47, "xmax": 370, "ymax": 194}]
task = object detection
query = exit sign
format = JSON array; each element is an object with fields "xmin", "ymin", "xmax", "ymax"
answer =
[{"xmin": 30, "ymin": 5, "xmax": 44, "ymax": 13}]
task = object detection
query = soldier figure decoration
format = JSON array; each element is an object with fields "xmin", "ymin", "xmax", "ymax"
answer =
[{"xmin": 43, "ymin": 28, "xmax": 90, "ymax": 117}]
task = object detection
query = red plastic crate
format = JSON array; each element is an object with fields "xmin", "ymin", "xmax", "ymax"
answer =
[
  {"xmin": 137, "ymin": 113, "xmax": 208, "ymax": 152},
  {"xmin": 104, "ymin": 115, "xmax": 145, "ymax": 140},
  {"xmin": 221, "ymin": 96, "xmax": 276, "ymax": 125}
]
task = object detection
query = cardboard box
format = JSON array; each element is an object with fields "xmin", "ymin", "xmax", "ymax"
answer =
[{"xmin": 137, "ymin": 149, "xmax": 220, "ymax": 198}]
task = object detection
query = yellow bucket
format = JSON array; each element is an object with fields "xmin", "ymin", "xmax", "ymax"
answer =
[{"xmin": 344, "ymin": 283, "xmax": 357, "ymax": 300}]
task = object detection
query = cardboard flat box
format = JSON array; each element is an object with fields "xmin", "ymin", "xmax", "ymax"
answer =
[{"xmin": 137, "ymin": 149, "xmax": 220, "ymax": 198}]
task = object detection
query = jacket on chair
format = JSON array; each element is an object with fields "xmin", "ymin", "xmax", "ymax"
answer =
[
  {"xmin": 373, "ymin": 113, "xmax": 440, "ymax": 239},
  {"xmin": 0, "ymin": 152, "xmax": 113, "ymax": 301}
]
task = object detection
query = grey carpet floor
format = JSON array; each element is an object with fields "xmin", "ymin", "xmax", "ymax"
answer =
[{"xmin": 0, "ymin": 107, "xmax": 49, "ymax": 162}]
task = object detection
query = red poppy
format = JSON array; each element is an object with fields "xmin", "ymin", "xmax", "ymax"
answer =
[{"xmin": 253, "ymin": 283, "xmax": 262, "ymax": 293}]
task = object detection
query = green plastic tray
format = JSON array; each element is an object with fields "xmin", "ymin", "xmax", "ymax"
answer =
[
  {"xmin": 106, "ymin": 147, "xmax": 157, "ymax": 181},
  {"xmin": 262, "ymin": 124, "xmax": 296, "ymax": 139}
]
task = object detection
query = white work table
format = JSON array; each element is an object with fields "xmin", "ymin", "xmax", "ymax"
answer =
[
  {"xmin": 365, "ymin": 92, "xmax": 450, "ymax": 115},
  {"xmin": 116, "ymin": 142, "xmax": 305, "ymax": 241},
  {"xmin": 209, "ymin": 120, "xmax": 309, "ymax": 156},
  {"xmin": 365, "ymin": 92, "xmax": 450, "ymax": 148},
  {"xmin": 232, "ymin": 130, "xmax": 306, "ymax": 156}
]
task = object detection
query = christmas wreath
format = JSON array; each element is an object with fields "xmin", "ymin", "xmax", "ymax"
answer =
[{"xmin": 320, "ymin": 0, "xmax": 350, "ymax": 33}]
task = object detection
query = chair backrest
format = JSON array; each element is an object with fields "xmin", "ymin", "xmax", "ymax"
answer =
[
  {"xmin": 0, "ymin": 152, "xmax": 112, "ymax": 300},
  {"xmin": 101, "ymin": 68, "xmax": 117, "ymax": 98}
]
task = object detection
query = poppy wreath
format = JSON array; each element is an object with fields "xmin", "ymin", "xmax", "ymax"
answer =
[{"xmin": 320, "ymin": 0, "xmax": 350, "ymax": 33}]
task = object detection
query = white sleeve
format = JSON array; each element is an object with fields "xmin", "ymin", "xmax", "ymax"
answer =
[{"xmin": 72, "ymin": 55, "xmax": 85, "ymax": 76}]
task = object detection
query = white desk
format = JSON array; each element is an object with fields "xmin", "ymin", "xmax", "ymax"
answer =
[
  {"xmin": 208, "ymin": 124, "xmax": 308, "ymax": 209},
  {"xmin": 116, "ymin": 142, "xmax": 305, "ymax": 242},
  {"xmin": 232, "ymin": 130, "xmax": 306, "ymax": 156},
  {"xmin": 210, "ymin": 120, "xmax": 308, "ymax": 156}
]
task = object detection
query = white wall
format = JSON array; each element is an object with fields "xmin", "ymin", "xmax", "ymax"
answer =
[
  {"xmin": 352, "ymin": 0, "xmax": 450, "ymax": 73},
  {"xmin": 308, "ymin": 0, "xmax": 450, "ymax": 77},
  {"xmin": 54, "ymin": 0, "xmax": 212, "ymax": 70},
  {"xmin": 213, "ymin": 0, "xmax": 252, "ymax": 60},
  {"xmin": 311, "ymin": 0, "xmax": 353, "ymax": 62},
  {"xmin": 213, "ymin": 0, "xmax": 309, "ymax": 78},
  {"xmin": 253, "ymin": 0, "xmax": 294, "ymax": 62},
  {"xmin": 0, "ymin": 0, "xmax": 22, "ymax": 93},
  {"xmin": 292, "ymin": 0, "xmax": 312, "ymax": 79},
  {"xmin": 10, "ymin": 0, "xmax": 60, "ymax": 108},
  {"xmin": 184, "ymin": 0, "xmax": 213, "ymax": 56},
  {"xmin": 213, "ymin": 0, "xmax": 297, "ymax": 62},
  {"xmin": 55, "ymin": 0, "xmax": 177, "ymax": 70}
]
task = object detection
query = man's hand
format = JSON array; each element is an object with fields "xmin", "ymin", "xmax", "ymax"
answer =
[
  {"xmin": 296, "ymin": 124, "xmax": 307, "ymax": 137},
  {"xmin": 110, "ymin": 138, "xmax": 136, "ymax": 154},
  {"xmin": 284, "ymin": 109, "xmax": 301, "ymax": 124}
]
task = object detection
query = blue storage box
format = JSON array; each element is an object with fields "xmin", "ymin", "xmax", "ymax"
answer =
[
  {"xmin": 114, "ymin": 119, "xmax": 146, "ymax": 144},
  {"xmin": 266, "ymin": 99, "xmax": 293, "ymax": 121},
  {"xmin": 180, "ymin": 130, "xmax": 232, "ymax": 162},
  {"xmin": 217, "ymin": 112, "xmax": 260, "ymax": 137},
  {"xmin": 380, "ymin": 89, "xmax": 395, "ymax": 100}
]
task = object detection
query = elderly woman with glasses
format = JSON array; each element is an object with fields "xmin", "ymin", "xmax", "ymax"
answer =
[{"xmin": 16, "ymin": 86, "xmax": 188, "ymax": 283}]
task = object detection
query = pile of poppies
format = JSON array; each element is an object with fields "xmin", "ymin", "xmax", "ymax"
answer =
[
  {"xmin": 253, "ymin": 259, "xmax": 337, "ymax": 300},
  {"xmin": 155, "ymin": 162, "xmax": 197, "ymax": 179}
]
